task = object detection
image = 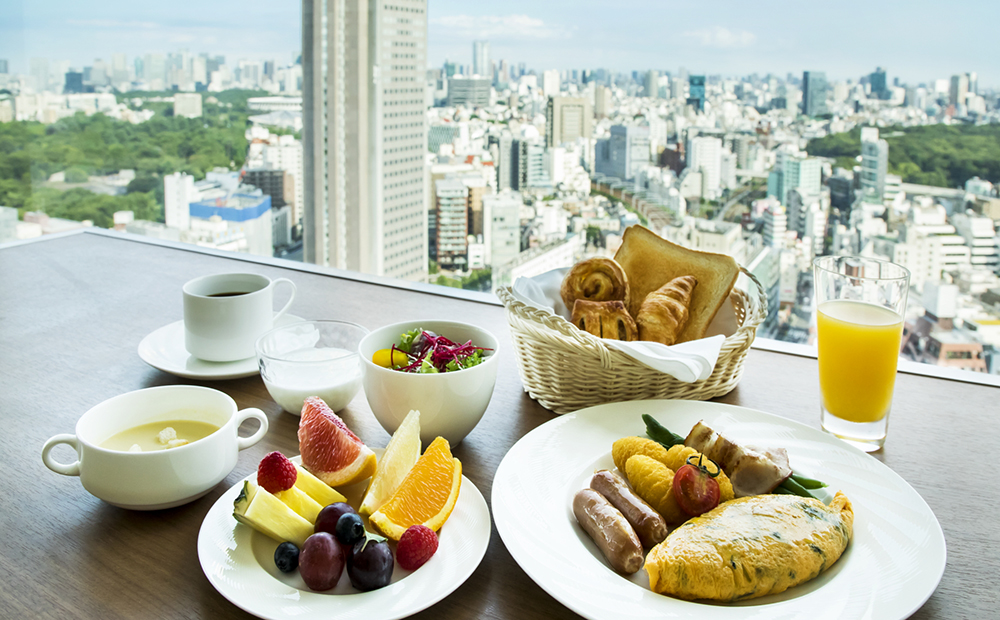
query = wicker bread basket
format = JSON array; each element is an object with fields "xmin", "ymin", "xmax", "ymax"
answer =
[{"xmin": 497, "ymin": 268, "xmax": 767, "ymax": 414}]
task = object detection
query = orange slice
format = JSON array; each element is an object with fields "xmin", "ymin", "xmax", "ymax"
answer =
[
  {"xmin": 298, "ymin": 396, "xmax": 377, "ymax": 487},
  {"xmin": 368, "ymin": 436, "xmax": 462, "ymax": 540}
]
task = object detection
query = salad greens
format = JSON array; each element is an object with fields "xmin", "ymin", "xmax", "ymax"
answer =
[{"xmin": 391, "ymin": 328, "xmax": 492, "ymax": 373}]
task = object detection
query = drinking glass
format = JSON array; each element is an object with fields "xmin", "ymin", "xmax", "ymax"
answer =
[{"xmin": 813, "ymin": 256, "xmax": 910, "ymax": 451}]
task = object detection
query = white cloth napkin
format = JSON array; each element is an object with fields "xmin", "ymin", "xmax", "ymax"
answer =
[{"xmin": 511, "ymin": 268, "xmax": 733, "ymax": 382}]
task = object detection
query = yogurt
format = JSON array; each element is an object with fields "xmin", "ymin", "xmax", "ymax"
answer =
[{"xmin": 261, "ymin": 347, "xmax": 363, "ymax": 414}]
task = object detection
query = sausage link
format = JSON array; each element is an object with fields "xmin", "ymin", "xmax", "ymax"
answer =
[
  {"xmin": 572, "ymin": 488, "xmax": 644, "ymax": 575},
  {"xmin": 591, "ymin": 470, "xmax": 668, "ymax": 548}
]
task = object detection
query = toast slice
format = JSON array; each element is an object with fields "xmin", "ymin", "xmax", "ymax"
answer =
[{"xmin": 614, "ymin": 225, "xmax": 740, "ymax": 343}]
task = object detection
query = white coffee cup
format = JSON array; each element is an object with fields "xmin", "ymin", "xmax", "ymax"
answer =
[
  {"xmin": 183, "ymin": 273, "xmax": 297, "ymax": 362},
  {"xmin": 41, "ymin": 385, "xmax": 269, "ymax": 510}
]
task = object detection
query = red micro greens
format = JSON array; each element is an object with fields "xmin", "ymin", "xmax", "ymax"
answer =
[{"xmin": 394, "ymin": 331, "xmax": 492, "ymax": 373}]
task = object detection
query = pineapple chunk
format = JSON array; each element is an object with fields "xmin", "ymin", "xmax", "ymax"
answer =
[
  {"xmin": 294, "ymin": 464, "xmax": 347, "ymax": 507},
  {"xmin": 233, "ymin": 481, "xmax": 313, "ymax": 547},
  {"xmin": 274, "ymin": 486, "xmax": 323, "ymax": 523}
]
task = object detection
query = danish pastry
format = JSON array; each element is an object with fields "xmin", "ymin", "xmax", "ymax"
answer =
[
  {"xmin": 571, "ymin": 300, "xmax": 638, "ymax": 341},
  {"xmin": 560, "ymin": 257, "xmax": 629, "ymax": 313}
]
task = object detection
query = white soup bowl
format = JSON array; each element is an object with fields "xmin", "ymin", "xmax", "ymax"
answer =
[{"xmin": 41, "ymin": 385, "xmax": 268, "ymax": 510}]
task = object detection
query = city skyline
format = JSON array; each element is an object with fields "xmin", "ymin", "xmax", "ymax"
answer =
[{"xmin": 2, "ymin": 1, "xmax": 998, "ymax": 87}]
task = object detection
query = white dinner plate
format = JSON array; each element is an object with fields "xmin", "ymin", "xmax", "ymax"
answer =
[
  {"xmin": 492, "ymin": 400, "xmax": 946, "ymax": 620},
  {"xmin": 198, "ymin": 455, "xmax": 491, "ymax": 620},
  {"xmin": 138, "ymin": 314, "xmax": 303, "ymax": 380}
]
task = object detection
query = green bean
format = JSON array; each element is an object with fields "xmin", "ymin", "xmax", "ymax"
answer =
[
  {"xmin": 642, "ymin": 414, "xmax": 685, "ymax": 448},
  {"xmin": 778, "ymin": 477, "xmax": 814, "ymax": 498},
  {"xmin": 790, "ymin": 473, "xmax": 828, "ymax": 489},
  {"xmin": 772, "ymin": 486, "xmax": 796, "ymax": 495}
]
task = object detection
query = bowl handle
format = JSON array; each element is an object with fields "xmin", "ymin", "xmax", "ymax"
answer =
[
  {"xmin": 235, "ymin": 408, "xmax": 269, "ymax": 450},
  {"xmin": 42, "ymin": 434, "xmax": 81, "ymax": 476}
]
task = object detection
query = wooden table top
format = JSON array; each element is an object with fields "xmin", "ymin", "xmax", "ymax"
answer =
[{"xmin": 1, "ymin": 231, "xmax": 996, "ymax": 619}]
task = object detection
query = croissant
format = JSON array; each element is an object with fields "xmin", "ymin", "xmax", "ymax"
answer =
[
  {"xmin": 637, "ymin": 275, "xmax": 698, "ymax": 345},
  {"xmin": 571, "ymin": 300, "xmax": 638, "ymax": 341},
  {"xmin": 561, "ymin": 258, "xmax": 629, "ymax": 313}
]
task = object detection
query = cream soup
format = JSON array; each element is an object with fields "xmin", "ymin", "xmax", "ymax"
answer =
[{"xmin": 101, "ymin": 419, "xmax": 220, "ymax": 452}]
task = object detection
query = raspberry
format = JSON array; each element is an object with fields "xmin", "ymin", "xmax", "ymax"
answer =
[
  {"xmin": 396, "ymin": 525, "xmax": 438, "ymax": 570},
  {"xmin": 257, "ymin": 451, "xmax": 298, "ymax": 494}
]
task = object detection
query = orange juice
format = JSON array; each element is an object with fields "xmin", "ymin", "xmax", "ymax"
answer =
[{"xmin": 817, "ymin": 300, "xmax": 903, "ymax": 423}]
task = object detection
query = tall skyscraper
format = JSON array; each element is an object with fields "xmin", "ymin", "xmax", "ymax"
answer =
[
  {"xmin": 688, "ymin": 137, "xmax": 723, "ymax": 199},
  {"xmin": 594, "ymin": 84, "xmax": 612, "ymax": 118},
  {"xmin": 860, "ymin": 127, "xmax": 888, "ymax": 201},
  {"xmin": 0, "ymin": 59, "xmax": 7, "ymax": 74},
  {"xmin": 595, "ymin": 125, "xmax": 651, "ymax": 181},
  {"xmin": 869, "ymin": 67, "xmax": 889, "ymax": 100},
  {"xmin": 767, "ymin": 151, "xmax": 822, "ymax": 207},
  {"xmin": 545, "ymin": 96, "xmax": 593, "ymax": 147},
  {"xmin": 472, "ymin": 40, "xmax": 490, "ymax": 78},
  {"xmin": 645, "ymin": 70, "xmax": 659, "ymax": 99},
  {"xmin": 303, "ymin": 0, "xmax": 428, "ymax": 281},
  {"xmin": 801, "ymin": 71, "xmax": 827, "ymax": 117},
  {"xmin": 542, "ymin": 70, "xmax": 560, "ymax": 98},
  {"xmin": 949, "ymin": 73, "xmax": 969, "ymax": 106},
  {"xmin": 687, "ymin": 75, "xmax": 706, "ymax": 111}
]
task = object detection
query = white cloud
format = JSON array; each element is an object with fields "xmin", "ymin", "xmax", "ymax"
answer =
[
  {"xmin": 430, "ymin": 14, "xmax": 571, "ymax": 40},
  {"xmin": 682, "ymin": 26, "xmax": 756, "ymax": 49}
]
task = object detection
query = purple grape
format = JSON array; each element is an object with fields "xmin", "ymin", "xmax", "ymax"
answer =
[
  {"xmin": 314, "ymin": 502, "xmax": 357, "ymax": 535},
  {"xmin": 347, "ymin": 538, "xmax": 393, "ymax": 591},
  {"xmin": 299, "ymin": 532, "xmax": 345, "ymax": 591}
]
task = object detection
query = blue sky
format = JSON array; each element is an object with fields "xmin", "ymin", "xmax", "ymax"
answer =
[{"xmin": 2, "ymin": 1, "xmax": 997, "ymax": 87}]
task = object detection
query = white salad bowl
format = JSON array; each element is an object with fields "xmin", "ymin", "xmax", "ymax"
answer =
[{"xmin": 359, "ymin": 319, "xmax": 499, "ymax": 446}]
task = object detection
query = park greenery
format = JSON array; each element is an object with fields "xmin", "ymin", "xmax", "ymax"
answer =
[
  {"xmin": 0, "ymin": 90, "xmax": 266, "ymax": 225},
  {"xmin": 806, "ymin": 124, "xmax": 1000, "ymax": 189}
]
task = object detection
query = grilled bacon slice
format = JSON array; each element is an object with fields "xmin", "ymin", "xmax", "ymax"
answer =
[{"xmin": 684, "ymin": 421, "xmax": 792, "ymax": 497}]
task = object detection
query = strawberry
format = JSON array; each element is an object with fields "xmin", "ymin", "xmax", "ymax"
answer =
[
  {"xmin": 396, "ymin": 525, "xmax": 438, "ymax": 570},
  {"xmin": 257, "ymin": 451, "xmax": 298, "ymax": 494}
]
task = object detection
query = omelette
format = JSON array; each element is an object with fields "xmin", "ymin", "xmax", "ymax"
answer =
[{"xmin": 645, "ymin": 492, "xmax": 853, "ymax": 601}]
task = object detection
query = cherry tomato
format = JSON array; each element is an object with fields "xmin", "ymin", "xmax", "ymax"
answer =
[{"xmin": 672, "ymin": 456, "xmax": 722, "ymax": 517}]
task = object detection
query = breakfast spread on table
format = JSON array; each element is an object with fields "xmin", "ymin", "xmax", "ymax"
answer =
[
  {"xmin": 573, "ymin": 414, "xmax": 853, "ymax": 601},
  {"xmin": 40, "ymin": 246, "xmax": 942, "ymax": 620},
  {"xmin": 233, "ymin": 401, "xmax": 460, "ymax": 592},
  {"xmin": 561, "ymin": 226, "xmax": 740, "ymax": 346}
]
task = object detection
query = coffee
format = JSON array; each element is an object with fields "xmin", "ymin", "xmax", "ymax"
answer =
[{"xmin": 207, "ymin": 292, "xmax": 250, "ymax": 297}]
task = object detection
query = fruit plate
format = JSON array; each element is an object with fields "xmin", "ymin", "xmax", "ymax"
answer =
[
  {"xmin": 492, "ymin": 400, "xmax": 946, "ymax": 620},
  {"xmin": 198, "ymin": 456, "xmax": 491, "ymax": 620}
]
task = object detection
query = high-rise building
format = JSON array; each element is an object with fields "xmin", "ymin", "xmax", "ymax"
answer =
[
  {"xmin": 949, "ymin": 73, "xmax": 969, "ymax": 107},
  {"xmin": 472, "ymin": 40, "xmax": 490, "ymax": 79},
  {"xmin": 434, "ymin": 179, "xmax": 469, "ymax": 268},
  {"xmin": 303, "ymin": 0, "xmax": 428, "ymax": 281},
  {"xmin": 687, "ymin": 75, "xmax": 705, "ymax": 111},
  {"xmin": 447, "ymin": 76, "xmax": 490, "ymax": 108},
  {"xmin": 483, "ymin": 192, "xmax": 522, "ymax": 270},
  {"xmin": 645, "ymin": 70, "xmax": 659, "ymax": 99},
  {"xmin": 489, "ymin": 134, "xmax": 516, "ymax": 191},
  {"xmin": 164, "ymin": 172, "xmax": 197, "ymax": 231},
  {"xmin": 594, "ymin": 84, "xmax": 612, "ymax": 118},
  {"xmin": 688, "ymin": 137, "xmax": 723, "ymax": 199},
  {"xmin": 0, "ymin": 60, "xmax": 8, "ymax": 74},
  {"xmin": 29, "ymin": 58, "xmax": 49, "ymax": 92},
  {"xmin": 595, "ymin": 125, "xmax": 651, "ymax": 181},
  {"xmin": 111, "ymin": 53, "xmax": 128, "ymax": 85},
  {"xmin": 767, "ymin": 151, "xmax": 822, "ymax": 206},
  {"xmin": 542, "ymin": 69, "xmax": 560, "ymax": 98},
  {"xmin": 860, "ymin": 127, "xmax": 888, "ymax": 201},
  {"xmin": 801, "ymin": 71, "xmax": 827, "ymax": 117},
  {"xmin": 869, "ymin": 67, "xmax": 889, "ymax": 100},
  {"xmin": 762, "ymin": 203, "xmax": 787, "ymax": 248},
  {"xmin": 545, "ymin": 96, "xmax": 593, "ymax": 148},
  {"xmin": 64, "ymin": 72, "xmax": 84, "ymax": 94}
]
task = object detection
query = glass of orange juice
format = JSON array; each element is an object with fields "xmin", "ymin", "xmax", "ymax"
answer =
[{"xmin": 814, "ymin": 256, "xmax": 910, "ymax": 451}]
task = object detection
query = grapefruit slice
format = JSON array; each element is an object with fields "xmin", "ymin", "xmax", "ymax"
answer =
[
  {"xmin": 359, "ymin": 409, "xmax": 422, "ymax": 517},
  {"xmin": 369, "ymin": 436, "xmax": 462, "ymax": 541},
  {"xmin": 298, "ymin": 396, "xmax": 377, "ymax": 487}
]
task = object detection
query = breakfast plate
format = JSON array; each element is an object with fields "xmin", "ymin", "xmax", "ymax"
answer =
[
  {"xmin": 138, "ymin": 314, "xmax": 304, "ymax": 380},
  {"xmin": 198, "ymin": 455, "xmax": 491, "ymax": 620},
  {"xmin": 492, "ymin": 400, "xmax": 946, "ymax": 620}
]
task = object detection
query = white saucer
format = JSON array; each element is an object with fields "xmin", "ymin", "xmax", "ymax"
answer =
[{"xmin": 138, "ymin": 314, "xmax": 304, "ymax": 380}]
